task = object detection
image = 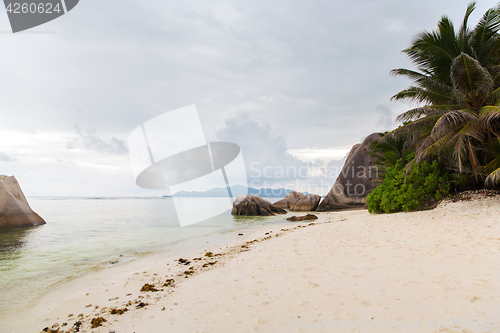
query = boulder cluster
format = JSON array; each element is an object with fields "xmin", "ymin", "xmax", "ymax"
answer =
[
  {"xmin": 273, "ymin": 192, "xmax": 321, "ymax": 211},
  {"xmin": 231, "ymin": 191, "xmax": 321, "ymax": 216}
]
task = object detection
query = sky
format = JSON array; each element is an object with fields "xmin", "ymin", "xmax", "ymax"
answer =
[{"xmin": 0, "ymin": 0, "xmax": 498, "ymax": 196}]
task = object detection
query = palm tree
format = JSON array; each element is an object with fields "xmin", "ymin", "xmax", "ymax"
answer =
[
  {"xmin": 390, "ymin": 2, "xmax": 500, "ymax": 186},
  {"xmin": 369, "ymin": 130, "xmax": 413, "ymax": 179}
]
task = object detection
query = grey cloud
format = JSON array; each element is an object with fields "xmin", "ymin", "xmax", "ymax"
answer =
[
  {"xmin": 0, "ymin": 152, "xmax": 15, "ymax": 162},
  {"xmin": 68, "ymin": 123, "xmax": 128, "ymax": 155},
  {"xmin": 1, "ymin": 0, "xmax": 485, "ymax": 145},
  {"xmin": 215, "ymin": 115, "xmax": 350, "ymax": 193},
  {"xmin": 376, "ymin": 105, "xmax": 394, "ymax": 131},
  {"xmin": 216, "ymin": 114, "xmax": 307, "ymax": 183}
]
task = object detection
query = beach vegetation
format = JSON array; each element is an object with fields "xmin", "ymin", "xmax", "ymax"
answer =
[{"xmin": 367, "ymin": 159, "xmax": 453, "ymax": 213}]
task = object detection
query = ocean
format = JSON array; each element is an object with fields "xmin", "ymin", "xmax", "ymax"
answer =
[{"xmin": 0, "ymin": 196, "xmax": 289, "ymax": 333}]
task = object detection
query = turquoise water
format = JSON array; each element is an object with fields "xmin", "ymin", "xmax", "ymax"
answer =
[{"xmin": 0, "ymin": 197, "xmax": 289, "ymax": 332}]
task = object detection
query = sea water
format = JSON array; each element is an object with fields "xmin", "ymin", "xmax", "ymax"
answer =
[{"xmin": 0, "ymin": 197, "xmax": 288, "ymax": 332}]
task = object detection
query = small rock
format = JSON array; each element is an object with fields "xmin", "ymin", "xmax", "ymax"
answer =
[
  {"xmin": 140, "ymin": 284, "xmax": 159, "ymax": 292},
  {"xmin": 177, "ymin": 258, "xmax": 190, "ymax": 265},
  {"xmin": 136, "ymin": 302, "xmax": 147, "ymax": 308},
  {"xmin": 286, "ymin": 214, "xmax": 318, "ymax": 222},
  {"xmin": 73, "ymin": 321, "xmax": 82, "ymax": 332},
  {"xmin": 90, "ymin": 317, "xmax": 106, "ymax": 329},
  {"xmin": 163, "ymin": 279, "xmax": 175, "ymax": 287}
]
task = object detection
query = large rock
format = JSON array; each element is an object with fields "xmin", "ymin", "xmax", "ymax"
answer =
[
  {"xmin": 273, "ymin": 191, "xmax": 304, "ymax": 209},
  {"xmin": 0, "ymin": 175, "xmax": 45, "ymax": 229},
  {"xmin": 232, "ymin": 194, "xmax": 247, "ymax": 207},
  {"xmin": 231, "ymin": 195, "xmax": 287, "ymax": 216},
  {"xmin": 316, "ymin": 133, "xmax": 382, "ymax": 211},
  {"xmin": 290, "ymin": 194, "xmax": 321, "ymax": 211}
]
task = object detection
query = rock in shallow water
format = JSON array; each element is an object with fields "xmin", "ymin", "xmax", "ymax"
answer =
[
  {"xmin": 286, "ymin": 214, "xmax": 318, "ymax": 221},
  {"xmin": 273, "ymin": 191, "xmax": 304, "ymax": 209},
  {"xmin": 0, "ymin": 175, "xmax": 45, "ymax": 229},
  {"xmin": 231, "ymin": 195, "xmax": 287, "ymax": 216}
]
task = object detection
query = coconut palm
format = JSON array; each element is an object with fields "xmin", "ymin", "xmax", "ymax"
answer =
[
  {"xmin": 390, "ymin": 2, "xmax": 500, "ymax": 186},
  {"xmin": 369, "ymin": 130, "xmax": 413, "ymax": 179}
]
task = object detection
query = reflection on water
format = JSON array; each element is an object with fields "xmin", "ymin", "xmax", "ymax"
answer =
[
  {"xmin": 0, "ymin": 226, "xmax": 39, "ymax": 264},
  {"xmin": 0, "ymin": 227, "xmax": 28, "ymax": 252}
]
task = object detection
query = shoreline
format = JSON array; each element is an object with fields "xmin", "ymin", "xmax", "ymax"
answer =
[
  {"xmin": 1, "ymin": 197, "xmax": 306, "ymax": 333},
  {"xmin": 11, "ymin": 195, "xmax": 500, "ymax": 332},
  {"xmin": 11, "ymin": 212, "xmax": 332, "ymax": 333}
]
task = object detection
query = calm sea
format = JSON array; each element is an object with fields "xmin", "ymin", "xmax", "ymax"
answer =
[{"xmin": 0, "ymin": 197, "xmax": 289, "ymax": 333}]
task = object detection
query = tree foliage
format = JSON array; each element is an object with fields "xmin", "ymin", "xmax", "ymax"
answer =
[{"xmin": 389, "ymin": 2, "xmax": 500, "ymax": 186}]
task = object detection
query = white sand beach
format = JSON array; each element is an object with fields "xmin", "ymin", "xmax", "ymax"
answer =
[{"xmin": 21, "ymin": 194, "xmax": 500, "ymax": 333}]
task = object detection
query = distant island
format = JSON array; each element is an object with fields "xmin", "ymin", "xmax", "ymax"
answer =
[{"xmin": 169, "ymin": 185, "xmax": 307, "ymax": 198}]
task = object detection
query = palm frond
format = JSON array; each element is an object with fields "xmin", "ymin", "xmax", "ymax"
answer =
[
  {"xmin": 485, "ymin": 139, "xmax": 500, "ymax": 185},
  {"xmin": 448, "ymin": 122, "xmax": 484, "ymax": 172},
  {"xmin": 458, "ymin": 2, "xmax": 476, "ymax": 41},
  {"xmin": 390, "ymin": 68, "xmax": 428, "ymax": 80},
  {"xmin": 416, "ymin": 132, "xmax": 454, "ymax": 164},
  {"xmin": 471, "ymin": 6, "xmax": 500, "ymax": 64},
  {"xmin": 479, "ymin": 105, "xmax": 500, "ymax": 126},
  {"xmin": 485, "ymin": 167, "xmax": 500, "ymax": 186},
  {"xmin": 430, "ymin": 109, "xmax": 477, "ymax": 138},
  {"xmin": 391, "ymin": 86, "xmax": 455, "ymax": 105},
  {"xmin": 450, "ymin": 53, "xmax": 494, "ymax": 107},
  {"xmin": 395, "ymin": 105, "xmax": 457, "ymax": 123}
]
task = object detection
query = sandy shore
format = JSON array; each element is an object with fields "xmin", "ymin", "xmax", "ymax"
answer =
[{"xmin": 19, "ymin": 194, "xmax": 500, "ymax": 333}]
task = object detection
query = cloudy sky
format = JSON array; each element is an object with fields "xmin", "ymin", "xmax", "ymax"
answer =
[{"xmin": 0, "ymin": 0, "xmax": 497, "ymax": 196}]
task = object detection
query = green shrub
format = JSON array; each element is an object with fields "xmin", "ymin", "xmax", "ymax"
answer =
[{"xmin": 367, "ymin": 159, "xmax": 451, "ymax": 213}]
